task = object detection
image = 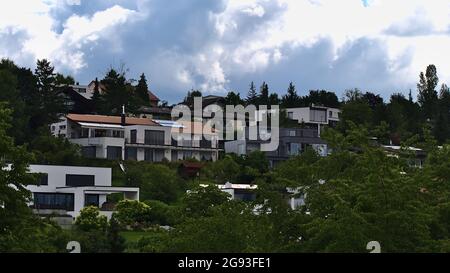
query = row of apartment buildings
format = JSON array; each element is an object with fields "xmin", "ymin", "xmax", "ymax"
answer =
[
  {"xmin": 50, "ymin": 106, "xmax": 340, "ymax": 167},
  {"xmin": 51, "ymin": 113, "xmax": 220, "ymax": 162}
]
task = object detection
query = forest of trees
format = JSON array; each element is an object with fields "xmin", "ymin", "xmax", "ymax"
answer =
[{"xmin": 0, "ymin": 58, "xmax": 449, "ymax": 252}]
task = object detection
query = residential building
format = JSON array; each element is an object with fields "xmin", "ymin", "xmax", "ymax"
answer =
[
  {"xmin": 196, "ymin": 182, "xmax": 258, "ymax": 202},
  {"xmin": 50, "ymin": 113, "xmax": 220, "ymax": 162},
  {"xmin": 382, "ymin": 145, "xmax": 427, "ymax": 168},
  {"xmin": 25, "ymin": 164, "xmax": 139, "ymax": 220},
  {"xmin": 225, "ymin": 127, "xmax": 328, "ymax": 167},
  {"xmin": 255, "ymin": 105, "xmax": 341, "ymax": 136}
]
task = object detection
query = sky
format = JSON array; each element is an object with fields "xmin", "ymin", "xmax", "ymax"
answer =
[{"xmin": 0, "ymin": 0, "xmax": 449, "ymax": 104}]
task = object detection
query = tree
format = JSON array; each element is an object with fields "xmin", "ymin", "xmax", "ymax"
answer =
[
  {"xmin": 303, "ymin": 90, "xmax": 340, "ymax": 108},
  {"xmin": 91, "ymin": 77, "xmax": 103, "ymax": 113},
  {"xmin": 0, "ymin": 105, "xmax": 69, "ymax": 252},
  {"xmin": 55, "ymin": 73, "xmax": 75, "ymax": 86},
  {"xmin": 107, "ymin": 216, "xmax": 126, "ymax": 253},
  {"xmin": 100, "ymin": 68, "xmax": 140, "ymax": 115},
  {"xmin": 246, "ymin": 82, "xmax": 258, "ymax": 106},
  {"xmin": 202, "ymin": 155, "xmax": 240, "ymax": 183},
  {"xmin": 224, "ymin": 91, "xmax": 244, "ymax": 106},
  {"xmin": 0, "ymin": 66, "xmax": 28, "ymax": 144},
  {"xmin": 281, "ymin": 82, "xmax": 300, "ymax": 108},
  {"xmin": 268, "ymin": 93, "xmax": 280, "ymax": 106},
  {"xmin": 74, "ymin": 206, "xmax": 108, "ymax": 232},
  {"xmin": 33, "ymin": 59, "xmax": 68, "ymax": 127},
  {"xmin": 436, "ymin": 84, "xmax": 450, "ymax": 143},
  {"xmin": 125, "ymin": 162, "xmax": 182, "ymax": 203},
  {"xmin": 0, "ymin": 104, "xmax": 37, "ymax": 249},
  {"xmin": 113, "ymin": 200, "xmax": 152, "ymax": 228},
  {"xmin": 136, "ymin": 73, "xmax": 150, "ymax": 106},
  {"xmin": 29, "ymin": 128, "xmax": 82, "ymax": 165},
  {"xmin": 183, "ymin": 89, "xmax": 202, "ymax": 107},
  {"xmin": 418, "ymin": 64, "xmax": 439, "ymax": 120},
  {"xmin": 182, "ymin": 184, "xmax": 230, "ymax": 218},
  {"xmin": 258, "ymin": 82, "xmax": 269, "ymax": 106}
]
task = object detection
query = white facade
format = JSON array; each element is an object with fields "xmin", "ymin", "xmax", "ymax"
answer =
[
  {"xmin": 50, "ymin": 114, "xmax": 220, "ymax": 162},
  {"xmin": 284, "ymin": 106, "xmax": 341, "ymax": 125},
  {"xmin": 26, "ymin": 165, "xmax": 139, "ymax": 219}
]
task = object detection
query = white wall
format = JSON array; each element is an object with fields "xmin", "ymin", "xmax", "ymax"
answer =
[
  {"xmin": 224, "ymin": 140, "xmax": 247, "ymax": 155},
  {"xmin": 28, "ymin": 165, "xmax": 112, "ymax": 188}
]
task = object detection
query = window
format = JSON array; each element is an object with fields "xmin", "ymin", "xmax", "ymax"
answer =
[
  {"xmin": 154, "ymin": 149, "xmax": 165, "ymax": 162},
  {"xmin": 94, "ymin": 129, "xmax": 107, "ymax": 137},
  {"xmin": 51, "ymin": 126, "xmax": 55, "ymax": 131},
  {"xmin": 81, "ymin": 146, "xmax": 96, "ymax": 158},
  {"xmin": 289, "ymin": 130, "xmax": 296, "ymax": 137},
  {"xmin": 80, "ymin": 128, "xmax": 89, "ymax": 138},
  {"xmin": 310, "ymin": 108, "xmax": 327, "ymax": 122},
  {"xmin": 84, "ymin": 194, "xmax": 99, "ymax": 207},
  {"xmin": 234, "ymin": 190, "xmax": 256, "ymax": 201},
  {"xmin": 112, "ymin": 130, "xmax": 124, "ymax": 138},
  {"xmin": 329, "ymin": 111, "xmax": 333, "ymax": 118},
  {"xmin": 183, "ymin": 151, "xmax": 193, "ymax": 159},
  {"xmin": 171, "ymin": 150, "xmax": 178, "ymax": 161},
  {"xmin": 144, "ymin": 130, "xmax": 165, "ymax": 145},
  {"xmin": 144, "ymin": 148, "xmax": 154, "ymax": 162},
  {"xmin": 125, "ymin": 147, "xmax": 137, "ymax": 160},
  {"xmin": 288, "ymin": 143, "xmax": 301, "ymax": 156},
  {"xmin": 33, "ymin": 193, "xmax": 74, "ymax": 211},
  {"xmin": 130, "ymin": 130, "xmax": 137, "ymax": 144},
  {"xmin": 59, "ymin": 125, "xmax": 66, "ymax": 130},
  {"xmin": 200, "ymin": 138, "xmax": 212, "ymax": 148},
  {"xmin": 107, "ymin": 146, "xmax": 122, "ymax": 160},
  {"xmin": 36, "ymin": 173, "xmax": 48, "ymax": 186},
  {"xmin": 66, "ymin": 174, "xmax": 95, "ymax": 187},
  {"xmin": 288, "ymin": 112, "xmax": 294, "ymax": 119}
]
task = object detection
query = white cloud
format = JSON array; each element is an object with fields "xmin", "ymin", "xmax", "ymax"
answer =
[
  {"xmin": 0, "ymin": 1, "xmax": 136, "ymax": 72},
  {"xmin": 0, "ymin": 0, "xmax": 450, "ymax": 101}
]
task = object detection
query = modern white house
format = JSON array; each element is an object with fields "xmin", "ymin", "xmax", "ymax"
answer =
[
  {"xmin": 196, "ymin": 182, "xmax": 258, "ymax": 202},
  {"xmin": 25, "ymin": 164, "xmax": 139, "ymax": 220},
  {"xmin": 255, "ymin": 105, "xmax": 341, "ymax": 136},
  {"xmin": 50, "ymin": 113, "xmax": 221, "ymax": 162}
]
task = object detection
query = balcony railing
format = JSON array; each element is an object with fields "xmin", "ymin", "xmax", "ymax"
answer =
[{"xmin": 125, "ymin": 138, "xmax": 219, "ymax": 150}]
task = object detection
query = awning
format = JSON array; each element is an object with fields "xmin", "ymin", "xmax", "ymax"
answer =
[{"xmin": 77, "ymin": 122, "xmax": 125, "ymax": 130}]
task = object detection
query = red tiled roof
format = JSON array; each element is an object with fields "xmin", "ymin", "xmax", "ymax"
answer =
[
  {"xmin": 67, "ymin": 114, "xmax": 159, "ymax": 126},
  {"xmin": 148, "ymin": 90, "xmax": 160, "ymax": 102}
]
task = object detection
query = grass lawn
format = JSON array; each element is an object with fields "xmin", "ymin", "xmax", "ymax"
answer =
[{"xmin": 120, "ymin": 231, "xmax": 151, "ymax": 244}]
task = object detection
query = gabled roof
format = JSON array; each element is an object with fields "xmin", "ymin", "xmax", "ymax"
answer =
[
  {"xmin": 148, "ymin": 90, "xmax": 160, "ymax": 102},
  {"xmin": 67, "ymin": 114, "xmax": 159, "ymax": 126}
]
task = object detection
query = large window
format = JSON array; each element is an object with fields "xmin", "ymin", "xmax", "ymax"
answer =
[
  {"xmin": 310, "ymin": 108, "xmax": 327, "ymax": 122},
  {"xmin": 85, "ymin": 194, "xmax": 99, "ymax": 207},
  {"xmin": 144, "ymin": 130, "xmax": 165, "ymax": 145},
  {"xmin": 107, "ymin": 146, "xmax": 122, "ymax": 160},
  {"xmin": 144, "ymin": 148, "xmax": 154, "ymax": 162},
  {"xmin": 234, "ymin": 190, "xmax": 256, "ymax": 202},
  {"xmin": 35, "ymin": 173, "xmax": 48, "ymax": 186},
  {"xmin": 125, "ymin": 147, "xmax": 137, "ymax": 160},
  {"xmin": 66, "ymin": 174, "xmax": 95, "ymax": 187},
  {"xmin": 130, "ymin": 130, "xmax": 137, "ymax": 144},
  {"xmin": 81, "ymin": 146, "xmax": 96, "ymax": 158},
  {"xmin": 33, "ymin": 193, "xmax": 74, "ymax": 211}
]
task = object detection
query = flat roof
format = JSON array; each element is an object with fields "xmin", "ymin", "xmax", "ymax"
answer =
[{"xmin": 67, "ymin": 114, "xmax": 159, "ymax": 126}]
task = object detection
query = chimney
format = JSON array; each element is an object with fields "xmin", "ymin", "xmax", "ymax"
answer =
[{"xmin": 121, "ymin": 105, "xmax": 126, "ymax": 126}]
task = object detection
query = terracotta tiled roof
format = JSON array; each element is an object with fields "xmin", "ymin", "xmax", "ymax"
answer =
[
  {"xmin": 67, "ymin": 114, "xmax": 159, "ymax": 126},
  {"xmin": 148, "ymin": 90, "xmax": 160, "ymax": 102}
]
